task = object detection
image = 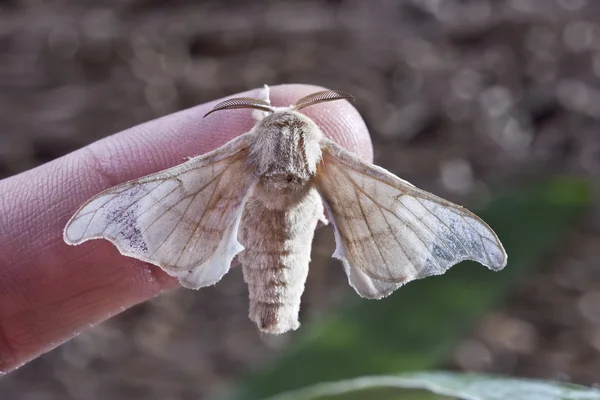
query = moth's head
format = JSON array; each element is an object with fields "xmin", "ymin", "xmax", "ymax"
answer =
[
  {"xmin": 203, "ymin": 89, "xmax": 355, "ymax": 119},
  {"xmin": 204, "ymin": 89, "xmax": 355, "ymax": 191}
]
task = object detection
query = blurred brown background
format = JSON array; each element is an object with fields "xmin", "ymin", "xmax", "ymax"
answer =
[{"xmin": 1, "ymin": 0, "xmax": 600, "ymax": 399}]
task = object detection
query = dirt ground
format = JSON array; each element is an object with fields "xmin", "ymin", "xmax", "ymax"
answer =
[{"xmin": 2, "ymin": 0, "xmax": 600, "ymax": 399}]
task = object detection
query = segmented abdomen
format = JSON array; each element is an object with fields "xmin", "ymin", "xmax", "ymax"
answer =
[{"xmin": 239, "ymin": 186, "xmax": 323, "ymax": 334}]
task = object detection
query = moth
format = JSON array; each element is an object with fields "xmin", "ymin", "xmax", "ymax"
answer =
[{"xmin": 64, "ymin": 86, "xmax": 507, "ymax": 334}]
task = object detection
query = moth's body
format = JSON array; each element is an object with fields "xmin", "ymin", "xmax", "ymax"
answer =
[
  {"xmin": 64, "ymin": 86, "xmax": 507, "ymax": 335},
  {"xmin": 240, "ymin": 111, "xmax": 324, "ymax": 333},
  {"xmin": 240, "ymin": 186, "xmax": 323, "ymax": 333}
]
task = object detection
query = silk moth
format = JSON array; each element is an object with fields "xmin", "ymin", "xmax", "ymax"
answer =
[{"xmin": 64, "ymin": 86, "xmax": 507, "ymax": 334}]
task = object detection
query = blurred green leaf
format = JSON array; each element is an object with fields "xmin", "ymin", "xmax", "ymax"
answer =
[
  {"xmin": 262, "ymin": 372, "xmax": 600, "ymax": 400},
  {"xmin": 230, "ymin": 178, "xmax": 593, "ymax": 400}
]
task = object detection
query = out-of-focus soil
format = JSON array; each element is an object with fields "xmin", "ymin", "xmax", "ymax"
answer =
[{"xmin": 1, "ymin": 1, "xmax": 600, "ymax": 399}]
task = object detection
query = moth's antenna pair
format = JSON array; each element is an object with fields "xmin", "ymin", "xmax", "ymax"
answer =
[{"xmin": 203, "ymin": 89, "xmax": 355, "ymax": 118}]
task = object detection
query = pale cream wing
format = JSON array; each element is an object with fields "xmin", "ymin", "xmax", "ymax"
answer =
[
  {"xmin": 316, "ymin": 138, "xmax": 507, "ymax": 299},
  {"xmin": 64, "ymin": 134, "xmax": 257, "ymax": 289}
]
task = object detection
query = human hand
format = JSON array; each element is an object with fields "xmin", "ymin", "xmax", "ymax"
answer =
[{"xmin": 0, "ymin": 84, "xmax": 372, "ymax": 372}]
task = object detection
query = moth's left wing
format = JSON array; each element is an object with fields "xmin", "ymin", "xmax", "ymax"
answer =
[
  {"xmin": 64, "ymin": 134, "xmax": 256, "ymax": 289},
  {"xmin": 316, "ymin": 138, "xmax": 507, "ymax": 299}
]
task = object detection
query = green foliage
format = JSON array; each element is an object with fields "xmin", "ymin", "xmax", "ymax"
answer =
[
  {"xmin": 262, "ymin": 372, "xmax": 600, "ymax": 400},
  {"xmin": 229, "ymin": 178, "xmax": 593, "ymax": 400}
]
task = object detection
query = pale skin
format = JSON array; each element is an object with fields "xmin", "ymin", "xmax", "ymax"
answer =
[{"xmin": 0, "ymin": 84, "xmax": 373, "ymax": 372}]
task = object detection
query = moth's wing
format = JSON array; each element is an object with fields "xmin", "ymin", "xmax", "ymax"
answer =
[
  {"xmin": 316, "ymin": 138, "xmax": 507, "ymax": 299},
  {"xmin": 64, "ymin": 134, "xmax": 256, "ymax": 289}
]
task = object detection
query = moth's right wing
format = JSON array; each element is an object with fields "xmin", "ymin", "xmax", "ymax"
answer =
[
  {"xmin": 316, "ymin": 138, "xmax": 507, "ymax": 299},
  {"xmin": 64, "ymin": 134, "xmax": 256, "ymax": 289}
]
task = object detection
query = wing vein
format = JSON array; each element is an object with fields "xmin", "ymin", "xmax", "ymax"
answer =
[
  {"xmin": 379, "ymin": 210, "xmax": 419, "ymax": 277},
  {"xmin": 139, "ymin": 190, "xmax": 196, "ymax": 237},
  {"xmin": 139, "ymin": 167, "xmax": 227, "ymax": 240},
  {"xmin": 79, "ymin": 182, "xmax": 162, "ymax": 239},
  {"xmin": 396, "ymin": 198, "xmax": 456, "ymax": 261},
  {"xmin": 76, "ymin": 191, "xmax": 126, "ymax": 219},
  {"xmin": 353, "ymin": 181, "xmax": 395, "ymax": 280},
  {"xmin": 174, "ymin": 163, "xmax": 230, "ymax": 267},
  {"xmin": 342, "ymin": 170, "xmax": 442, "ymax": 272},
  {"xmin": 186, "ymin": 185, "xmax": 236, "ymax": 264},
  {"xmin": 77, "ymin": 187, "xmax": 141, "ymax": 237},
  {"xmin": 149, "ymin": 186, "xmax": 203, "ymax": 258},
  {"xmin": 133, "ymin": 183, "xmax": 182, "ymax": 220},
  {"xmin": 414, "ymin": 198, "xmax": 474, "ymax": 259},
  {"xmin": 79, "ymin": 193, "xmax": 121, "ymax": 238},
  {"xmin": 98, "ymin": 181, "xmax": 167, "ymax": 236},
  {"xmin": 460, "ymin": 215, "xmax": 495, "ymax": 266}
]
